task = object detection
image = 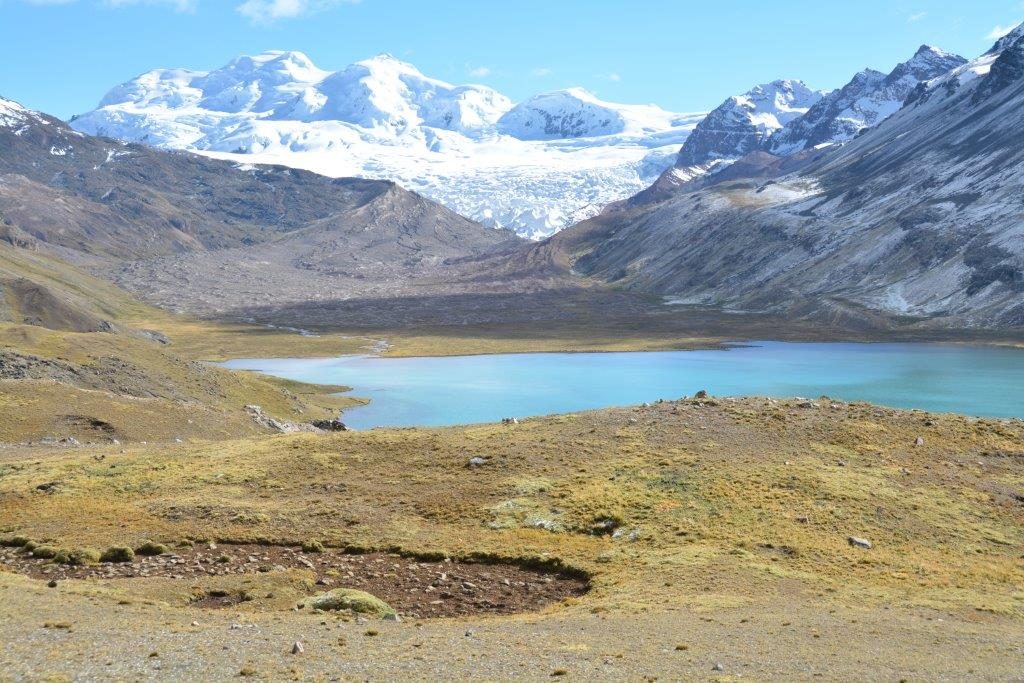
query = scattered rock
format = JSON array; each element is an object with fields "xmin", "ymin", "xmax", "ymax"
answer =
[
  {"xmin": 695, "ymin": 390, "xmax": 708, "ymax": 399},
  {"xmin": 848, "ymin": 536, "xmax": 873, "ymax": 550},
  {"xmin": 467, "ymin": 456, "xmax": 489, "ymax": 468},
  {"xmin": 915, "ymin": 436, "xmax": 925, "ymax": 447},
  {"xmin": 47, "ymin": 579, "xmax": 58, "ymax": 588},
  {"xmin": 713, "ymin": 662, "xmax": 725, "ymax": 671},
  {"xmin": 309, "ymin": 419, "xmax": 346, "ymax": 432},
  {"xmin": 291, "ymin": 641, "xmax": 304, "ymax": 655},
  {"xmin": 591, "ymin": 517, "xmax": 621, "ymax": 536}
]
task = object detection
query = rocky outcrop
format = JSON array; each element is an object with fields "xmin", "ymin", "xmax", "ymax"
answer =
[{"xmin": 768, "ymin": 46, "xmax": 966, "ymax": 154}]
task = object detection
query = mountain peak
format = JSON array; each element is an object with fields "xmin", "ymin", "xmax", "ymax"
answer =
[
  {"xmin": 914, "ymin": 44, "xmax": 948, "ymax": 58},
  {"xmin": 496, "ymin": 88, "xmax": 627, "ymax": 140},
  {"xmin": 561, "ymin": 86, "xmax": 598, "ymax": 99},
  {"xmin": 730, "ymin": 79, "xmax": 823, "ymax": 118},
  {"xmin": 0, "ymin": 95, "xmax": 30, "ymax": 128},
  {"xmin": 767, "ymin": 44, "xmax": 965, "ymax": 156},
  {"xmin": 223, "ymin": 50, "xmax": 327, "ymax": 82},
  {"xmin": 988, "ymin": 22, "xmax": 1024, "ymax": 55},
  {"xmin": 899, "ymin": 45, "xmax": 967, "ymax": 77},
  {"xmin": 676, "ymin": 79, "xmax": 823, "ymax": 168},
  {"xmin": 354, "ymin": 52, "xmax": 424, "ymax": 75}
]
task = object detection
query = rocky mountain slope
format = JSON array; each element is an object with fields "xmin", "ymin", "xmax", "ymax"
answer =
[
  {"xmin": 70, "ymin": 52, "xmax": 705, "ymax": 238},
  {"xmin": 1, "ymin": 93, "xmax": 521, "ymax": 315},
  {"xmin": 546, "ymin": 27, "xmax": 1024, "ymax": 329},
  {"xmin": 667, "ymin": 45, "xmax": 966, "ymax": 187},
  {"xmin": 767, "ymin": 46, "xmax": 967, "ymax": 155}
]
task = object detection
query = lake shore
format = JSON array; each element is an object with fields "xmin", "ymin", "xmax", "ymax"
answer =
[{"xmin": 224, "ymin": 342, "xmax": 1024, "ymax": 429}]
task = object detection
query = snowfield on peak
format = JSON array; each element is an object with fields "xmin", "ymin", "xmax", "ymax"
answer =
[
  {"xmin": 0, "ymin": 96, "xmax": 36, "ymax": 130},
  {"xmin": 673, "ymin": 79, "xmax": 824, "ymax": 174},
  {"xmin": 70, "ymin": 51, "xmax": 705, "ymax": 239}
]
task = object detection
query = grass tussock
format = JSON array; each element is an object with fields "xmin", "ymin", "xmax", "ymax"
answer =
[{"xmin": 99, "ymin": 547, "xmax": 135, "ymax": 564}]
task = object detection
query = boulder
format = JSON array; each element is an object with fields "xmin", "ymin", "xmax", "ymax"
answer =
[
  {"xmin": 847, "ymin": 536, "xmax": 872, "ymax": 550},
  {"xmin": 309, "ymin": 419, "xmax": 347, "ymax": 432}
]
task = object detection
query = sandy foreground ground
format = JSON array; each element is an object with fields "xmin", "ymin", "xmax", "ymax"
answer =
[{"xmin": 1, "ymin": 574, "xmax": 1022, "ymax": 681}]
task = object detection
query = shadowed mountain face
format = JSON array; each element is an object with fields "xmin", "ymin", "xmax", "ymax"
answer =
[
  {"xmin": 0, "ymin": 94, "xmax": 521, "ymax": 315},
  {"xmin": 546, "ymin": 30, "xmax": 1024, "ymax": 330},
  {"xmin": 0, "ymin": 95, "xmax": 515, "ymax": 266}
]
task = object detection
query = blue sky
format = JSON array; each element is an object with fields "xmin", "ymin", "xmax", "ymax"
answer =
[{"xmin": 1, "ymin": 0, "xmax": 1022, "ymax": 119}]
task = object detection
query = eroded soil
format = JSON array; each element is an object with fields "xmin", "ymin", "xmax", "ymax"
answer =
[{"xmin": 0, "ymin": 543, "xmax": 588, "ymax": 619}]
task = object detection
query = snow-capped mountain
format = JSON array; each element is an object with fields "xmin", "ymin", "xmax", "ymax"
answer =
[
  {"xmin": 767, "ymin": 46, "xmax": 967, "ymax": 155},
  {"xmin": 496, "ymin": 87, "xmax": 687, "ymax": 140},
  {"xmin": 71, "ymin": 51, "xmax": 704, "ymax": 239},
  {"xmin": 549, "ymin": 25, "xmax": 1024, "ymax": 329},
  {"xmin": 0, "ymin": 95, "xmax": 43, "ymax": 130},
  {"xmin": 673, "ymin": 80, "xmax": 824, "ymax": 175}
]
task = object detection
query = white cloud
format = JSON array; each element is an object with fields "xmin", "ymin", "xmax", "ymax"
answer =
[
  {"xmin": 530, "ymin": 67, "xmax": 552, "ymax": 77},
  {"xmin": 907, "ymin": 11, "xmax": 926, "ymax": 23},
  {"xmin": 468, "ymin": 66, "xmax": 490, "ymax": 78},
  {"xmin": 236, "ymin": 0, "xmax": 357, "ymax": 23},
  {"xmin": 607, "ymin": 72, "xmax": 621, "ymax": 82},
  {"xmin": 987, "ymin": 22, "xmax": 1020, "ymax": 40}
]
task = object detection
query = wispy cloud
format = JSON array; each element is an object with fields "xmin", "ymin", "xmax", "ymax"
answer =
[
  {"xmin": 907, "ymin": 11, "xmax": 926, "ymax": 23},
  {"xmin": 607, "ymin": 72, "xmax": 621, "ymax": 82},
  {"xmin": 236, "ymin": 0, "xmax": 359, "ymax": 24},
  {"xmin": 468, "ymin": 66, "xmax": 490, "ymax": 78},
  {"xmin": 530, "ymin": 67, "xmax": 552, "ymax": 77},
  {"xmin": 986, "ymin": 22, "xmax": 1020, "ymax": 40},
  {"xmin": 20, "ymin": 0, "xmax": 197, "ymax": 9},
  {"xmin": 105, "ymin": 0, "xmax": 197, "ymax": 10}
]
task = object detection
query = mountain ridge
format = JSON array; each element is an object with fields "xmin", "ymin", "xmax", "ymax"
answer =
[
  {"xmin": 540, "ymin": 28, "xmax": 1024, "ymax": 330},
  {"xmin": 69, "ymin": 51, "xmax": 706, "ymax": 239}
]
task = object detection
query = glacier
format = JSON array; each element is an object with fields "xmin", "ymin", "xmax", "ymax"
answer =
[{"xmin": 70, "ymin": 51, "xmax": 705, "ymax": 239}]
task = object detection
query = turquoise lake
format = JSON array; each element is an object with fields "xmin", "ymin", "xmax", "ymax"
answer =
[{"xmin": 221, "ymin": 342, "xmax": 1024, "ymax": 429}]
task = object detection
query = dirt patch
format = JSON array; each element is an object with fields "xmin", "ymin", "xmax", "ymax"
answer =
[
  {"xmin": 0, "ymin": 543, "xmax": 588, "ymax": 619},
  {"xmin": 191, "ymin": 589, "xmax": 249, "ymax": 609}
]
